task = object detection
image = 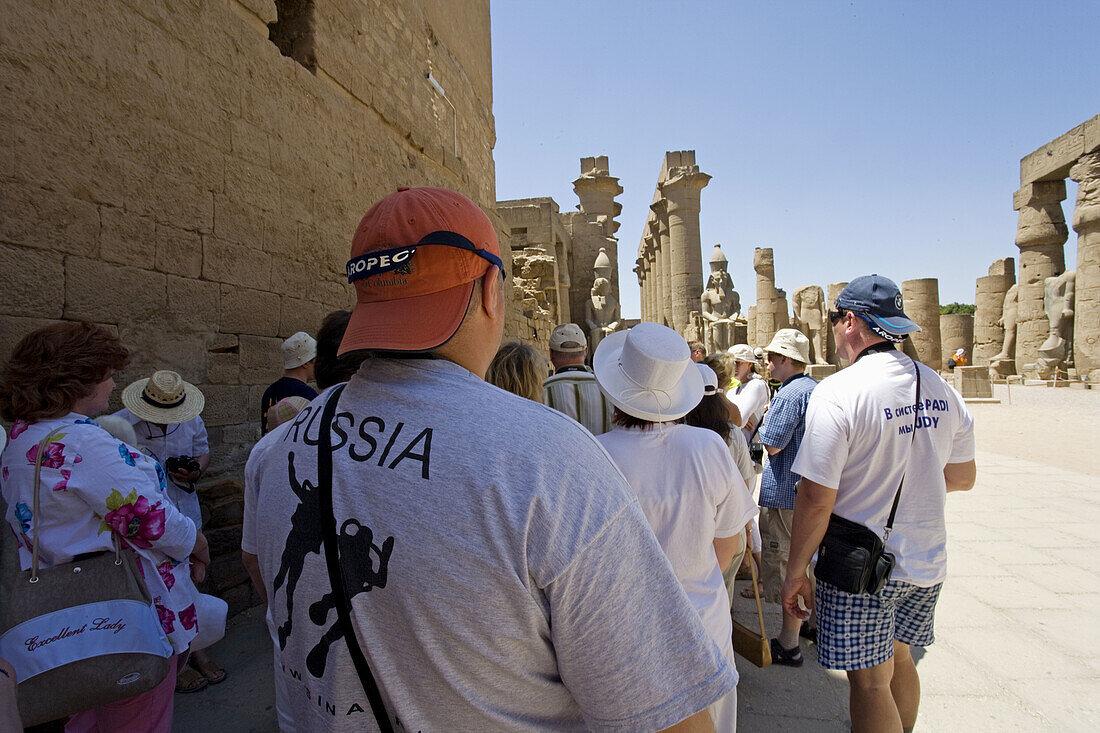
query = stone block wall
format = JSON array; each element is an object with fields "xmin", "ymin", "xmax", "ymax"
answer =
[{"xmin": 0, "ymin": 0, "xmax": 496, "ymax": 612}]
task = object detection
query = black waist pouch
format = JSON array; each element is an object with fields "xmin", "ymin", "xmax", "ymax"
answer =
[{"xmin": 816, "ymin": 513, "xmax": 895, "ymax": 595}]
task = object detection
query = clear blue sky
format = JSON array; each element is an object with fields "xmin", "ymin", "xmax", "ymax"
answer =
[{"xmin": 491, "ymin": 1, "xmax": 1098, "ymax": 319}]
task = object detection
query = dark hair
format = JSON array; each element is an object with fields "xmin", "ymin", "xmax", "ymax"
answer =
[
  {"xmin": 611, "ymin": 407, "xmax": 656, "ymax": 430},
  {"xmin": 0, "ymin": 322, "xmax": 130, "ymax": 421},
  {"xmin": 315, "ymin": 310, "xmax": 367, "ymax": 389},
  {"xmin": 684, "ymin": 394, "xmax": 732, "ymax": 443}
]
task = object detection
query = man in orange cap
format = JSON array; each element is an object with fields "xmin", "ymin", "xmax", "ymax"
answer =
[{"xmin": 245, "ymin": 187, "xmax": 733, "ymax": 732}]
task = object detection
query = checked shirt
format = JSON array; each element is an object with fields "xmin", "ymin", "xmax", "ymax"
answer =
[{"xmin": 759, "ymin": 372, "xmax": 817, "ymax": 509}]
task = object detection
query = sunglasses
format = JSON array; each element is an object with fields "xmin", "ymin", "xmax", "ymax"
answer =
[{"xmin": 828, "ymin": 309, "xmax": 850, "ymax": 325}]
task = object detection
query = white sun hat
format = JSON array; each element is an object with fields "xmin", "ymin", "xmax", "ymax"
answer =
[
  {"xmin": 283, "ymin": 331, "xmax": 317, "ymax": 370},
  {"xmin": 593, "ymin": 322, "xmax": 704, "ymax": 422}
]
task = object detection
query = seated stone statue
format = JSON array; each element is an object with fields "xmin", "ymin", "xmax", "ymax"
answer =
[
  {"xmin": 700, "ymin": 270, "xmax": 741, "ymax": 354},
  {"xmin": 585, "ymin": 277, "xmax": 621, "ymax": 353}
]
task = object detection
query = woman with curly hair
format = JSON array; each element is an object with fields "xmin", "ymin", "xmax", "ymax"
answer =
[
  {"xmin": 0, "ymin": 322, "xmax": 209, "ymax": 732},
  {"xmin": 485, "ymin": 341, "xmax": 550, "ymax": 403}
]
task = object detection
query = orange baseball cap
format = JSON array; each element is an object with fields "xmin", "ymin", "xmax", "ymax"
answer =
[{"xmin": 338, "ymin": 186, "xmax": 503, "ymax": 354}]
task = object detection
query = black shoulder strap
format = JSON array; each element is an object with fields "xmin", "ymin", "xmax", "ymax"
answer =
[
  {"xmin": 316, "ymin": 384, "xmax": 395, "ymax": 733},
  {"xmin": 884, "ymin": 361, "xmax": 922, "ymax": 537}
]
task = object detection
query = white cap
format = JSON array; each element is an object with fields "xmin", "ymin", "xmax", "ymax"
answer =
[
  {"xmin": 697, "ymin": 363, "xmax": 719, "ymax": 395},
  {"xmin": 283, "ymin": 332, "xmax": 317, "ymax": 370},
  {"xmin": 549, "ymin": 323, "xmax": 587, "ymax": 353},
  {"xmin": 728, "ymin": 344, "xmax": 756, "ymax": 363}
]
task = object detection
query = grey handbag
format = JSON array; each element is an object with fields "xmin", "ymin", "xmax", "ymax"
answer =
[{"xmin": 0, "ymin": 428, "xmax": 173, "ymax": 727}]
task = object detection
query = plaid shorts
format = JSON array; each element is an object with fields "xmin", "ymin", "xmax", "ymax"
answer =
[{"xmin": 816, "ymin": 578, "xmax": 942, "ymax": 670}]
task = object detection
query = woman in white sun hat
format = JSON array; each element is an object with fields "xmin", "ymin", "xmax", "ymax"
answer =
[{"xmin": 593, "ymin": 323, "xmax": 758, "ymax": 731}]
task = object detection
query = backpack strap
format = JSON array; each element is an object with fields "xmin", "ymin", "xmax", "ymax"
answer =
[{"xmin": 316, "ymin": 384, "xmax": 395, "ymax": 733}]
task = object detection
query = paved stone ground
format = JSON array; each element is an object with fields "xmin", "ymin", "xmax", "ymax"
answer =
[{"xmin": 176, "ymin": 385, "xmax": 1100, "ymax": 732}]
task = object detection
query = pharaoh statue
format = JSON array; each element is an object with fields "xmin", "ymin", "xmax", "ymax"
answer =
[
  {"xmin": 990, "ymin": 284, "xmax": 1019, "ymax": 378},
  {"xmin": 585, "ymin": 276, "xmax": 621, "ymax": 353},
  {"xmin": 791, "ymin": 285, "xmax": 828, "ymax": 364},
  {"xmin": 1036, "ymin": 270, "xmax": 1076, "ymax": 378},
  {"xmin": 699, "ymin": 244, "xmax": 742, "ymax": 353}
]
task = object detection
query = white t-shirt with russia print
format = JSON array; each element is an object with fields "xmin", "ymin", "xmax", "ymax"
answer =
[
  {"xmin": 792, "ymin": 350, "xmax": 975, "ymax": 587},
  {"xmin": 244, "ymin": 357, "xmax": 735, "ymax": 733}
]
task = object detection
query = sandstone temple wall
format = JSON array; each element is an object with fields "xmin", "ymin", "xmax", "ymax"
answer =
[
  {"xmin": 497, "ymin": 156, "xmax": 622, "ymax": 350},
  {"xmin": 0, "ymin": 0, "xmax": 497, "ymax": 611}
]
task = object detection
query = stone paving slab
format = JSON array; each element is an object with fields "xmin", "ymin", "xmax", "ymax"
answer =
[{"xmin": 176, "ymin": 449, "xmax": 1100, "ymax": 731}]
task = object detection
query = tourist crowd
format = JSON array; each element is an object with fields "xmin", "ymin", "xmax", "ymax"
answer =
[{"xmin": 0, "ymin": 186, "xmax": 975, "ymax": 733}]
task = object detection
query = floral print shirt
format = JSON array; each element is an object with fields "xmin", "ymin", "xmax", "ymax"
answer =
[{"xmin": 1, "ymin": 413, "xmax": 200, "ymax": 654}]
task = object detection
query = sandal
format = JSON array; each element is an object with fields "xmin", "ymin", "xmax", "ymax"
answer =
[
  {"xmin": 769, "ymin": 638, "xmax": 804, "ymax": 667},
  {"xmin": 191, "ymin": 657, "xmax": 227, "ymax": 685},
  {"xmin": 740, "ymin": 586, "xmax": 757, "ymax": 599},
  {"xmin": 175, "ymin": 666, "xmax": 209, "ymax": 694}
]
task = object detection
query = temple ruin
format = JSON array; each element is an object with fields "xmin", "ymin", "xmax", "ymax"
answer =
[{"xmin": 977, "ymin": 113, "xmax": 1100, "ymax": 384}]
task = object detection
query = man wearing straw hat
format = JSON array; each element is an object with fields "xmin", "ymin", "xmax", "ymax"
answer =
[
  {"xmin": 245, "ymin": 186, "xmax": 734, "ymax": 732},
  {"xmin": 756, "ymin": 328, "xmax": 817, "ymax": 667}
]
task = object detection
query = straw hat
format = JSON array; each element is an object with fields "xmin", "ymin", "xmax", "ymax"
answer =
[
  {"xmin": 121, "ymin": 370, "xmax": 205, "ymax": 424},
  {"xmin": 593, "ymin": 322, "xmax": 703, "ymax": 423},
  {"xmin": 266, "ymin": 396, "xmax": 310, "ymax": 430}
]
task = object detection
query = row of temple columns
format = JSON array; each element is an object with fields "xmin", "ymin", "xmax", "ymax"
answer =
[
  {"xmin": 636, "ymin": 152, "xmax": 710, "ymax": 333},
  {"xmin": 1008, "ymin": 150, "xmax": 1100, "ymax": 379}
]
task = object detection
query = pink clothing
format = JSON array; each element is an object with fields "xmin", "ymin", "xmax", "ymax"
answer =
[
  {"xmin": 1, "ymin": 414, "xmax": 200, "ymax": 654},
  {"xmin": 65, "ymin": 655, "xmax": 181, "ymax": 733}
]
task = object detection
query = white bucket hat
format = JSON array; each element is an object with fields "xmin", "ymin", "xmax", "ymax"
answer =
[
  {"xmin": 697, "ymin": 363, "xmax": 719, "ymax": 395},
  {"xmin": 121, "ymin": 370, "xmax": 205, "ymax": 424},
  {"xmin": 283, "ymin": 331, "xmax": 317, "ymax": 370},
  {"xmin": 728, "ymin": 344, "xmax": 756, "ymax": 363},
  {"xmin": 764, "ymin": 328, "xmax": 811, "ymax": 364},
  {"xmin": 593, "ymin": 322, "xmax": 703, "ymax": 422}
]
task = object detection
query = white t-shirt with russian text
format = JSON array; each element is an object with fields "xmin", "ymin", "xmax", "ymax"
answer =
[
  {"xmin": 792, "ymin": 351, "xmax": 975, "ymax": 586},
  {"xmin": 245, "ymin": 358, "xmax": 735, "ymax": 732}
]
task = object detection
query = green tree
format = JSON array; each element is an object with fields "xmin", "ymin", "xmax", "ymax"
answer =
[{"xmin": 940, "ymin": 302, "xmax": 976, "ymax": 315}]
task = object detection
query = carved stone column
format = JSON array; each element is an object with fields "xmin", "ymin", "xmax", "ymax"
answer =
[
  {"xmin": 643, "ymin": 239, "xmax": 657, "ymax": 322},
  {"xmin": 660, "ymin": 168, "xmax": 710, "ymax": 334},
  {"xmin": 635, "ymin": 256, "xmax": 647, "ymax": 322},
  {"xmin": 1071, "ymin": 152, "xmax": 1100, "ymax": 382},
  {"xmin": 940, "ymin": 314, "xmax": 974, "ymax": 370},
  {"xmin": 652, "ymin": 201, "xmax": 673, "ymax": 327},
  {"xmin": 754, "ymin": 248, "xmax": 780, "ymax": 349},
  {"xmin": 1013, "ymin": 181, "xmax": 1068, "ymax": 373},
  {"xmin": 973, "ymin": 257, "xmax": 1015, "ymax": 366},
  {"xmin": 902, "ymin": 278, "xmax": 942, "ymax": 368}
]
